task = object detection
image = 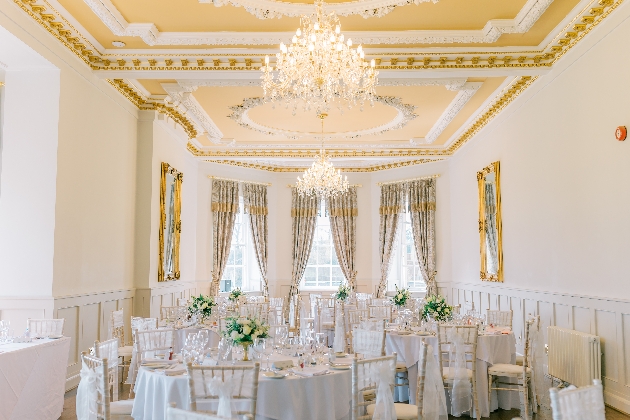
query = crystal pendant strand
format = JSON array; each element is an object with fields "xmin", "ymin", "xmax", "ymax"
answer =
[
  {"xmin": 261, "ymin": 0, "xmax": 378, "ymax": 115},
  {"xmin": 296, "ymin": 114, "xmax": 349, "ymax": 198}
]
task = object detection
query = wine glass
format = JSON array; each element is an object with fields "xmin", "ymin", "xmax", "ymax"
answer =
[
  {"xmin": 263, "ymin": 337, "xmax": 274, "ymax": 371},
  {"xmin": 218, "ymin": 337, "xmax": 233, "ymax": 365},
  {"xmin": 253, "ymin": 338, "xmax": 266, "ymax": 369}
]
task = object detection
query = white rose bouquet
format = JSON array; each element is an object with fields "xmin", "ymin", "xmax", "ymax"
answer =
[
  {"xmin": 228, "ymin": 287, "xmax": 244, "ymax": 302},
  {"xmin": 334, "ymin": 283, "xmax": 351, "ymax": 302},
  {"xmin": 188, "ymin": 294, "xmax": 216, "ymax": 320},
  {"xmin": 222, "ymin": 316, "xmax": 269, "ymax": 345},
  {"xmin": 391, "ymin": 285, "xmax": 411, "ymax": 307},
  {"xmin": 422, "ymin": 294, "xmax": 453, "ymax": 322}
]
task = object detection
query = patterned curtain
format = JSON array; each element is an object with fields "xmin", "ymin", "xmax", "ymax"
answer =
[
  {"xmin": 484, "ymin": 182, "xmax": 499, "ymax": 274},
  {"xmin": 376, "ymin": 184, "xmax": 405, "ymax": 298},
  {"xmin": 210, "ymin": 180, "xmax": 240, "ymax": 296},
  {"xmin": 243, "ymin": 183, "xmax": 269, "ymax": 296},
  {"xmin": 288, "ymin": 188, "xmax": 319, "ymax": 313},
  {"xmin": 326, "ymin": 187, "xmax": 358, "ymax": 291},
  {"xmin": 408, "ymin": 179, "xmax": 438, "ymax": 296}
]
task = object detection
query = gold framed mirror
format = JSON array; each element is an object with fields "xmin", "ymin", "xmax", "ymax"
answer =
[
  {"xmin": 478, "ymin": 161, "xmax": 503, "ymax": 282},
  {"xmin": 159, "ymin": 162, "xmax": 183, "ymax": 282}
]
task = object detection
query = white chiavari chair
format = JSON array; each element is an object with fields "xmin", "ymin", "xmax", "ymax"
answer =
[
  {"xmin": 268, "ymin": 297, "xmax": 284, "ymax": 325},
  {"xmin": 94, "ymin": 339, "xmax": 120, "ymax": 401},
  {"xmin": 352, "ymin": 354, "xmax": 397, "ymax": 420},
  {"xmin": 352, "ymin": 324, "xmax": 386, "ymax": 359},
  {"xmin": 391, "ymin": 339, "xmax": 431, "ymax": 419},
  {"xmin": 488, "ymin": 317, "xmax": 537, "ymax": 419},
  {"xmin": 79, "ymin": 352, "xmax": 134, "ymax": 419},
  {"xmin": 437, "ymin": 324, "xmax": 480, "ymax": 420},
  {"xmin": 316, "ymin": 297, "xmax": 336, "ymax": 334},
  {"xmin": 161, "ymin": 306, "xmax": 187, "ymax": 323},
  {"xmin": 368, "ymin": 305, "xmax": 393, "ymax": 322},
  {"xmin": 347, "ymin": 309, "xmax": 368, "ymax": 352},
  {"xmin": 166, "ymin": 406, "xmax": 225, "ymax": 420},
  {"xmin": 486, "ymin": 310, "xmax": 513, "ymax": 328},
  {"xmin": 287, "ymin": 294, "xmax": 302, "ymax": 336},
  {"xmin": 110, "ymin": 310, "xmax": 133, "ymax": 386},
  {"xmin": 26, "ymin": 318, "xmax": 64, "ymax": 337},
  {"xmin": 185, "ymin": 362, "xmax": 260, "ymax": 419},
  {"xmin": 126, "ymin": 317, "xmax": 158, "ymax": 393},
  {"xmin": 370, "ymin": 298, "xmax": 389, "ymax": 306},
  {"xmin": 177, "ymin": 298, "xmax": 189, "ymax": 306},
  {"xmin": 549, "ymin": 379, "xmax": 605, "ymax": 420},
  {"xmin": 308, "ymin": 293, "xmax": 321, "ymax": 318},
  {"xmin": 238, "ymin": 303, "xmax": 263, "ymax": 319},
  {"xmin": 130, "ymin": 328, "xmax": 174, "ymax": 394}
]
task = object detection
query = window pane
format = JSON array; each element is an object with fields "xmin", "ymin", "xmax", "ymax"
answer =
[
  {"xmin": 331, "ymin": 247, "xmax": 339, "ymax": 265},
  {"xmin": 332, "ymin": 266, "xmax": 344, "ymax": 286},
  {"xmin": 235, "ymin": 267, "xmax": 243, "ymax": 288},
  {"xmin": 304, "ymin": 266, "xmax": 316, "ymax": 286},
  {"xmin": 308, "ymin": 247, "xmax": 318, "ymax": 265},
  {"xmin": 234, "ymin": 246, "xmax": 243, "ymax": 265},
  {"xmin": 317, "ymin": 246, "xmax": 329, "ymax": 265},
  {"xmin": 317, "ymin": 266, "xmax": 330, "ymax": 287}
]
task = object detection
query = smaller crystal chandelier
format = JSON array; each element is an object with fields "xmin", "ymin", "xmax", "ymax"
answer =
[
  {"xmin": 296, "ymin": 114, "xmax": 349, "ymax": 198},
  {"xmin": 261, "ymin": 0, "xmax": 378, "ymax": 114}
]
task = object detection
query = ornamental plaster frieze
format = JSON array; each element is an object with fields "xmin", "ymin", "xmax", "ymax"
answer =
[
  {"xmin": 203, "ymin": 158, "xmax": 443, "ymax": 172},
  {"xmin": 227, "ymin": 96, "xmax": 417, "ymax": 140},
  {"xmin": 83, "ymin": 0, "xmax": 551, "ymax": 45}
]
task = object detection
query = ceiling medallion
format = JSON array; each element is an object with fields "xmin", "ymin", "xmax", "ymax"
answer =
[
  {"xmin": 297, "ymin": 114, "xmax": 349, "ymax": 198},
  {"xmin": 261, "ymin": 0, "xmax": 378, "ymax": 115},
  {"xmin": 228, "ymin": 95, "xmax": 416, "ymax": 139}
]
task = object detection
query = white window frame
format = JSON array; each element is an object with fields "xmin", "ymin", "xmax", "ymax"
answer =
[
  {"xmin": 301, "ymin": 199, "xmax": 344, "ymax": 290},
  {"xmin": 386, "ymin": 210, "xmax": 427, "ymax": 293},
  {"xmin": 220, "ymin": 196, "xmax": 262, "ymax": 293}
]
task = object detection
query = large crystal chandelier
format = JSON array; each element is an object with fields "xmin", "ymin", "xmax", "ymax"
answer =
[
  {"xmin": 261, "ymin": 0, "xmax": 378, "ymax": 114},
  {"xmin": 297, "ymin": 114, "xmax": 349, "ymax": 198}
]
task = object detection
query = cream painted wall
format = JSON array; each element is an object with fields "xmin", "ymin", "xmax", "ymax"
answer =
[{"xmin": 447, "ymin": 2, "xmax": 630, "ymax": 301}]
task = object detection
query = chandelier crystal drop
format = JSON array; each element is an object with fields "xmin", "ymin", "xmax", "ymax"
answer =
[
  {"xmin": 261, "ymin": 0, "xmax": 378, "ymax": 114},
  {"xmin": 296, "ymin": 114, "xmax": 349, "ymax": 198}
]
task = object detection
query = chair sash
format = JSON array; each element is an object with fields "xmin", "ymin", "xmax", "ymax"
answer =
[
  {"xmin": 206, "ymin": 377, "xmax": 235, "ymax": 418},
  {"xmin": 423, "ymin": 344, "xmax": 448, "ymax": 420},
  {"xmin": 447, "ymin": 329, "xmax": 472, "ymax": 416},
  {"xmin": 370, "ymin": 360, "xmax": 396, "ymax": 420},
  {"xmin": 76, "ymin": 361, "xmax": 101, "ymax": 420}
]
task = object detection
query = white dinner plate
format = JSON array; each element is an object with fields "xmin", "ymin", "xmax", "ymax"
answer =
[
  {"xmin": 414, "ymin": 331, "xmax": 432, "ymax": 336},
  {"xmin": 263, "ymin": 371, "xmax": 287, "ymax": 379},
  {"xmin": 330, "ymin": 365, "xmax": 351, "ymax": 370},
  {"xmin": 335, "ymin": 353, "xmax": 347, "ymax": 357},
  {"xmin": 48, "ymin": 335, "xmax": 64, "ymax": 339}
]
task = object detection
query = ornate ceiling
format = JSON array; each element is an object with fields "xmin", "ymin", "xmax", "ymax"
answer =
[{"xmin": 13, "ymin": 0, "xmax": 622, "ymax": 171}]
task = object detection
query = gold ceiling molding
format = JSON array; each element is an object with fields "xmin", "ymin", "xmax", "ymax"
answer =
[
  {"xmin": 107, "ymin": 79, "xmax": 198, "ymax": 139},
  {"xmin": 204, "ymin": 158, "xmax": 442, "ymax": 172},
  {"xmin": 12, "ymin": 0, "xmax": 622, "ymax": 73}
]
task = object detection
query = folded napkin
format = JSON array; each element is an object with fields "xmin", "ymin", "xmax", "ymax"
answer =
[
  {"xmin": 271, "ymin": 360, "xmax": 294, "ymax": 370},
  {"xmin": 331, "ymin": 358, "xmax": 353, "ymax": 366},
  {"xmin": 290, "ymin": 367, "xmax": 328, "ymax": 377},
  {"xmin": 164, "ymin": 366, "xmax": 186, "ymax": 376}
]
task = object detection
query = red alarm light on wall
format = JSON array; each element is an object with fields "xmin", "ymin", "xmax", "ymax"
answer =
[{"xmin": 615, "ymin": 126, "xmax": 627, "ymax": 141}]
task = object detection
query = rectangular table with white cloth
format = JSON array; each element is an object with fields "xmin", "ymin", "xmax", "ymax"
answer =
[
  {"xmin": 131, "ymin": 354, "xmax": 352, "ymax": 420},
  {"xmin": 386, "ymin": 331, "xmax": 519, "ymax": 418},
  {"xmin": 0, "ymin": 337, "xmax": 71, "ymax": 420}
]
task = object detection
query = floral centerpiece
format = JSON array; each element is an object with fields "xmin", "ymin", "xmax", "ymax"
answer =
[
  {"xmin": 334, "ymin": 283, "xmax": 350, "ymax": 302},
  {"xmin": 228, "ymin": 287, "xmax": 244, "ymax": 303},
  {"xmin": 188, "ymin": 294, "xmax": 216, "ymax": 324},
  {"xmin": 391, "ymin": 285, "xmax": 411, "ymax": 307},
  {"xmin": 422, "ymin": 294, "xmax": 453, "ymax": 322},
  {"xmin": 222, "ymin": 316, "xmax": 269, "ymax": 361}
]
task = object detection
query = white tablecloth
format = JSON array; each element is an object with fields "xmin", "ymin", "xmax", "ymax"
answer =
[
  {"xmin": 173, "ymin": 328, "xmax": 221, "ymax": 354},
  {"xmin": 386, "ymin": 331, "xmax": 519, "ymax": 417},
  {"xmin": 131, "ymin": 355, "xmax": 351, "ymax": 420},
  {"xmin": 0, "ymin": 337, "xmax": 71, "ymax": 420}
]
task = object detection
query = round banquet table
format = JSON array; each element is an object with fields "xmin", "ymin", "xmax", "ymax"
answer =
[
  {"xmin": 386, "ymin": 330, "xmax": 520, "ymax": 418},
  {"xmin": 131, "ymin": 354, "xmax": 352, "ymax": 420}
]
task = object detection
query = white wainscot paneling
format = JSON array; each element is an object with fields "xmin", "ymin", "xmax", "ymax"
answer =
[
  {"xmin": 447, "ymin": 282, "xmax": 630, "ymax": 414},
  {"xmin": 54, "ymin": 289, "xmax": 135, "ymax": 390},
  {"xmin": 135, "ymin": 281, "xmax": 199, "ymax": 319},
  {"xmin": 0, "ymin": 296, "xmax": 55, "ymax": 332}
]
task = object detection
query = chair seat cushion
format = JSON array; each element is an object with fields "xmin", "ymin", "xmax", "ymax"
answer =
[
  {"xmin": 367, "ymin": 403, "xmax": 418, "ymax": 419},
  {"xmin": 396, "ymin": 361, "xmax": 408, "ymax": 372},
  {"xmin": 442, "ymin": 367, "xmax": 473, "ymax": 379},
  {"xmin": 118, "ymin": 346, "xmax": 133, "ymax": 357},
  {"xmin": 110, "ymin": 399, "xmax": 134, "ymax": 415},
  {"xmin": 515, "ymin": 354, "xmax": 524, "ymax": 366},
  {"xmin": 322, "ymin": 322, "xmax": 334, "ymax": 329},
  {"xmin": 489, "ymin": 363, "xmax": 531, "ymax": 376}
]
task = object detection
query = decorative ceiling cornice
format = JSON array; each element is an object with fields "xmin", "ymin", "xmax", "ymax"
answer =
[
  {"xmin": 227, "ymin": 96, "xmax": 417, "ymax": 140},
  {"xmin": 204, "ymin": 158, "xmax": 443, "ymax": 172},
  {"xmin": 83, "ymin": 0, "xmax": 551, "ymax": 45}
]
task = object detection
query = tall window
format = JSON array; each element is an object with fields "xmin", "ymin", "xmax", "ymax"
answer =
[
  {"xmin": 220, "ymin": 197, "xmax": 262, "ymax": 292},
  {"xmin": 302, "ymin": 200, "xmax": 344, "ymax": 288},
  {"xmin": 387, "ymin": 210, "xmax": 426, "ymax": 292}
]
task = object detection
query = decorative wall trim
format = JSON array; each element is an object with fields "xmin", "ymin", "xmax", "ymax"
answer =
[
  {"xmin": 84, "ymin": 0, "xmax": 551, "ymax": 43},
  {"xmin": 135, "ymin": 282, "xmax": 199, "ymax": 319},
  {"xmin": 411, "ymin": 81, "xmax": 482, "ymax": 145},
  {"xmin": 227, "ymin": 96, "xmax": 417, "ymax": 140},
  {"xmin": 203, "ymin": 157, "xmax": 441, "ymax": 172},
  {"xmin": 178, "ymin": 78, "xmax": 469, "ymax": 89},
  {"xmin": 447, "ymin": 282, "xmax": 630, "ymax": 414}
]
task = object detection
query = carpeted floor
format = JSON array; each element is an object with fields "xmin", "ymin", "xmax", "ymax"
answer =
[{"xmin": 59, "ymin": 384, "xmax": 629, "ymax": 420}]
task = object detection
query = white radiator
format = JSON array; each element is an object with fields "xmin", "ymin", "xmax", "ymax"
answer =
[{"xmin": 547, "ymin": 326, "xmax": 601, "ymax": 387}]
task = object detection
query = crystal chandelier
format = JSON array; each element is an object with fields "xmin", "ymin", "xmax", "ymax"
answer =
[
  {"xmin": 297, "ymin": 114, "xmax": 349, "ymax": 198},
  {"xmin": 261, "ymin": 0, "xmax": 378, "ymax": 114}
]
